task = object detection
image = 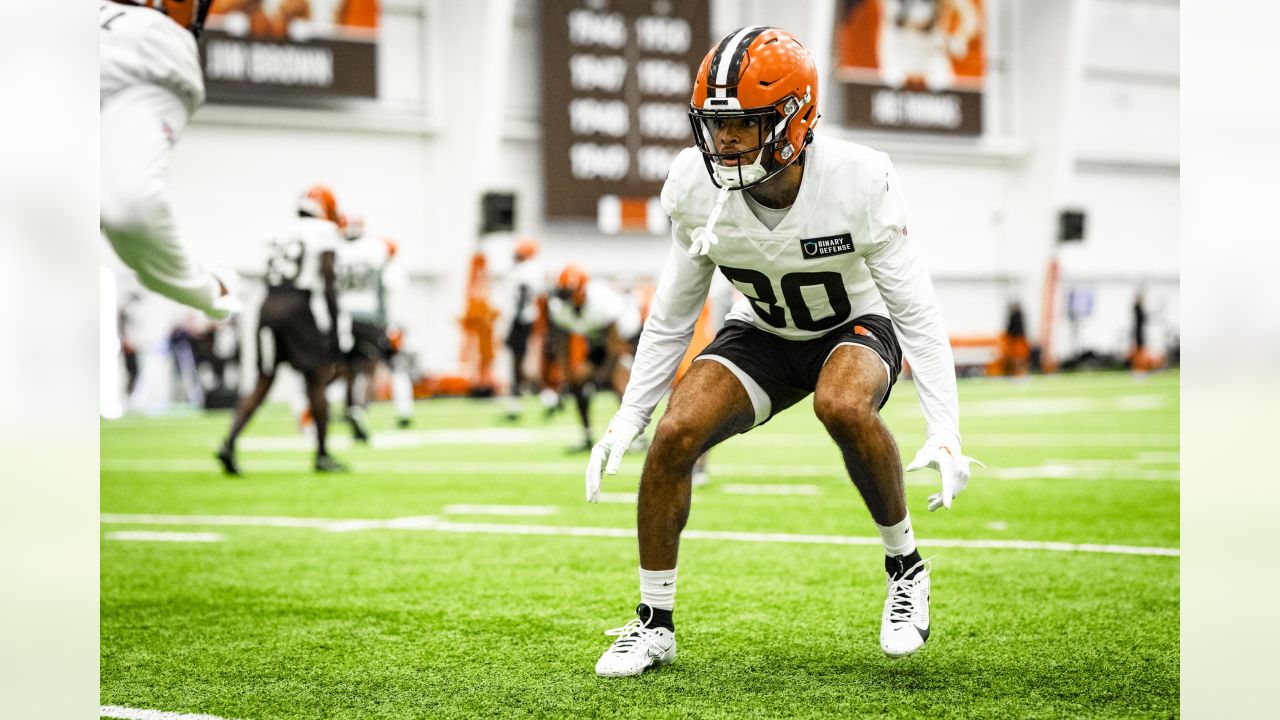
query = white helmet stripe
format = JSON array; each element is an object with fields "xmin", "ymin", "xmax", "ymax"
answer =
[{"xmin": 711, "ymin": 25, "xmax": 765, "ymax": 98}]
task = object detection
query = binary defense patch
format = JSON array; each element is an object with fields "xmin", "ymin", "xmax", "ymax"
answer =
[{"xmin": 800, "ymin": 233, "xmax": 855, "ymax": 259}]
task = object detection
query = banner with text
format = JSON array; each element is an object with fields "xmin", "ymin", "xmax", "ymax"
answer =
[
  {"xmin": 834, "ymin": 0, "xmax": 986, "ymax": 136},
  {"xmin": 200, "ymin": 0, "xmax": 379, "ymax": 103},
  {"xmin": 541, "ymin": 0, "xmax": 710, "ymax": 233}
]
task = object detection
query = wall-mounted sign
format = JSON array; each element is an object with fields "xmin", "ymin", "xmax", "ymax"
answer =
[
  {"xmin": 541, "ymin": 0, "xmax": 710, "ymax": 233},
  {"xmin": 834, "ymin": 0, "xmax": 986, "ymax": 136},
  {"xmin": 200, "ymin": 0, "xmax": 379, "ymax": 103}
]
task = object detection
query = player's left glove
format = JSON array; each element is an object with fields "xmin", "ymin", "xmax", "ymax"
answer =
[
  {"xmin": 905, "ymin": 433, "xmax": 985, "ymax": 512},
  {"xmin": 585, "ymin": 415, "xmax": 642, "ymax": 503}
]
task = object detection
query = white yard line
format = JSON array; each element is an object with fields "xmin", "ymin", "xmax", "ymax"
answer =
[
  {"xmin": 960, "ymin": 394, "xmax": 1169, "ymax": 416},
  {"xmin": 104, "ymin": 531, "xmax": 224, "ymax": 543},
  {"xmin": 441, "ymin": 504, "xmax": 559, "ymax": 516},
  {"xmin": 719, "ymin": 483, "xmax": 822, "ymax": 496},
  {"xmin": 987, "ymin": 465, "xmax": 1179, "ymax": 481},
  {"xmin": 596, "ymin": 492, "xmax": 639, "ymax": 503},
  {"xmin": 100, "ymin": 513, "xmax": 1179, "ymax": 557},
  {"xmin": 101, "ymin": 458, "xmax": 1179, "ymax": 482},
  {"xmin": 725, "ymin": 432, "xmax": 1179, "ymax": 448},
  {"xmin": 240, "ymin": 427, "xmax": 576, "ymax": 452},
  {"xmin": 101, "ymin": 706, "xmax": 241, "ymax": 720}
]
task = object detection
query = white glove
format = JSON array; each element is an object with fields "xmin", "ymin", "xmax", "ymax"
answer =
[
  {"xmin": 585, "ymin": 415, "xmax": 642, "ymax": 503},
  {"xmin": 905, "ymin": 434, "xmax": 985, "ymax": 512},
  {"xmin": 207, "ymin": 267, "xmax": 243, "ymax": 321}
]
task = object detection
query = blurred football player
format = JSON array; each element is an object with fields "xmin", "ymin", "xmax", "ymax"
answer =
[
  {"xmin": 100, "ymin": 1, "xmax": 241, "ymax": 320},
  {"xmin": 587, "ymin": 27, "xmax": 980, "ymax": 677},
  {"xmin": 547, "ymin": 265, "xmax": 641, "ymax": 452},
  {"xmin": 333, "ymin": 214, "xmax": 395, "ymax": 442},
  {"xmin": 503, "ymin": 237, "xmax": 547, "ymax": 419},
  {"xmin": 216, "ymin": 186, "xmax": 348, "ymax": 475}
]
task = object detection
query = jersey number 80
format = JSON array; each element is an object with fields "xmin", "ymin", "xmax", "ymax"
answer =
[{"xmin": 719, "ymin": 266, "xmax": 853, "ymax": 332}]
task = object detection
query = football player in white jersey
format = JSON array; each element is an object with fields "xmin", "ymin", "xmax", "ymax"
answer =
[
  {"xmin": 547, "ymin": 266, "xmax": 642, "ymax": 452},
  {"xmin": 333, "ymin": 215, "xmax": 395, "ymax": 442},
  {"xmin": 216, "ymin": 186, "xmax": 348, "ymax": 475},
  {"xmin": 100, "ymin": 1, "xmax": 241, "ymax": 320},
  {"xmin": 503, "ymin": 237, "xmax": 548, "ymax": 420},
  {"xmin": 587, "ymin": 27, "xmax": 981, "ymax": 677}
]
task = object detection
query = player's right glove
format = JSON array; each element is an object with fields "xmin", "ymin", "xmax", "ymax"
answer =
[{"xmin": 585, "ymin": 415, "xmax": 642, "ymax": 503}]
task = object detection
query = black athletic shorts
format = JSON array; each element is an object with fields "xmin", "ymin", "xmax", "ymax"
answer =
[
  {"xmin": 349, "ymin": 319, "xmax": 392, "ymax": 363},
  {"xmin": 586, "ymin": 337, "xmax": 609, "ymax": 367},
  {"xmin": 694, "ymin": 314, "xmax": 902, "ymax": 424},
  {"xmin": 506, "ymin": 321, "xmax": 532, "ymax": 357},
  {"xmin": 257, "ymin": 287, "xmax": 335, "ymax": 374}
]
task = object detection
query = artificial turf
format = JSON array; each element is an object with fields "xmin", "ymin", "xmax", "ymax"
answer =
[{"xmin": 101, "ymin": 370, "xmax": 1179, "ymax": 718}]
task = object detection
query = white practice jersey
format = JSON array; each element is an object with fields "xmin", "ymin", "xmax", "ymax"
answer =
[
  {"xmin": 617, "ymin": 137, "xmax": 960, "ymax": 443},
  {"xmin": 263, "ymin": 217, "xmax": 343, "ymax": 293},
  {"xmin": 99, "ymin": 1, "xmax": 205, "ymax": 114},
  {"xmin": 548, "ymin": 280, "xmax": 640, "ymax": 341},
  {"xmin": 511, "ymin": 259, "xmax": 548, "ymax": 326},
  {"xmin": 335, "ymin": 237, "xmax": 392, "ymax": 320}
]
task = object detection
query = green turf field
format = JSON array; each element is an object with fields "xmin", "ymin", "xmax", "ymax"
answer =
[{"xmin": 100, "ymin": 370, "xmax": 1179, "ymax": 719}]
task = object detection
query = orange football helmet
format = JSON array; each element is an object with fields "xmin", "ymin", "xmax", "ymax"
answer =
[
  {"xmin": 689, "ymin": 27, "xmax": 820, "ymax": 189},
  {"xmin": 514, "ymin": 237, "xmax": 540, "ymax": 262},
  {"xmin": 555, "ymin": 265, "xmax": 589, "ymax": 308},
  {"xmin": 340, "ymin": 212, "xmax": 365, "ymax": 241},
  {"xmin": 131, "ymin": 1, "xmax": 214, "ymax": 38},
  {"xmin": 298, "ymin": 185, "xmax": 340, "ymax": 224}
]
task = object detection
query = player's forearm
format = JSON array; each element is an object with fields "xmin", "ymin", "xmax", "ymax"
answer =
[
  {"xmin": 616, "ymin": 243, "xmax": 714, "ymax": 429},
  {"xmin": 102, "ymin": 211, "xmax": 223, "ymax": 318},
  {"xmin": 866, "ymin": 236, "xmax": 960, "ymax": 443}
]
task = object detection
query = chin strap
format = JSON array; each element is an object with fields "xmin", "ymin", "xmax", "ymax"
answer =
[{"xmin": 689, "ymin": 185, "xmax": 731, "ymax": 256}]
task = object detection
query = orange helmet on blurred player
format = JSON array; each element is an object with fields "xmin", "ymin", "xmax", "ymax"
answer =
[
  {"xmin": 129, "ymin": 1, "xmax": 215, "ymax": 38},
  {"xmin": 555, "ymin": 265, "xmax": 589, "ymax": 307},
  {"xmin": 514, "ymin": 237, "xmax": 540, "ymax": 262},
  {"xmin": 689, "ymin": 27, "xmax": 820, "ymax": 190},
  {"xmin": 339, "ymin": 212, "xmax": 365, "ymax": 241},
  {"xmin": 298, "ymin": 185, "xmax": 340, "ymax": 224}
]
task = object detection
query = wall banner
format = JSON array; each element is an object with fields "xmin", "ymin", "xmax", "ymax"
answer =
[
  {"xmin": 833, "ymin": 0, "xmax": 986, "ymax": 136},
  {"xmin": 200, "ymin": 0, "xmax": 379, "ymax": 103}
]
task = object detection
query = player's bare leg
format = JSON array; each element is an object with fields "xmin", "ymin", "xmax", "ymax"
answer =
[
  {"xmin": 813, "ymin": 344, "xmax": 930, "ymax": 658},
  {"xmin": 567, "ymin": 362, "xmax": 595, "ymax": 452},
  {"xmin": 812, "ymin": 346, "xmax": 904, "ymax": 525},
  {"xmin": 218, "ymin": 370, "xmax": 277, "ymax": 475},
  {"xmin": 638, "ymin": 359, "xmax": 754, "ymax": 571},
  {"xmin": 596, "ymin": 359, "xmax": 755, "ymax": 678},
  {"xmin": 599, "ymin": 361, "xmax": 753, "ymax": 674},
  {"xmin": 306, "ymin": 364, "xmax": 347, "ymax": 472},
  {"xmin": 343, "ymin": 357, "xmax": 375, "ymax": 443}
]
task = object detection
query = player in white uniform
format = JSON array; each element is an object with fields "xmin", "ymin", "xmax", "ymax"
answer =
[
  {"xmin": 100, "ymin": 1, "xmax": 240, "ymax": 319},
  {"xmin": 333, "ymin": 216, "xmax": 395, "ymax": 442},
  {"xmin": 503, "ymin": 237, "xmax": 548, "ymax": 419},
  {"xmin": 217, "ymin": 186, "xmax": 347, "ymax": 475},
  {"xmin": 588, "ymin": 27, "xmax": 981, "ymax": 677},
  {"xmin": 548, "ymin": 266, "xmax": 643, "ymax": 451}
]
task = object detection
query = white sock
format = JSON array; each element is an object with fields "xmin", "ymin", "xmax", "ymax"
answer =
[
  {"xmin": 639, "ymin": 567, "xmax": 677, "ymax": 610},
  {"xmin": 876, "ymin": 513, "xmax": 917, "ymax": 557}
]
